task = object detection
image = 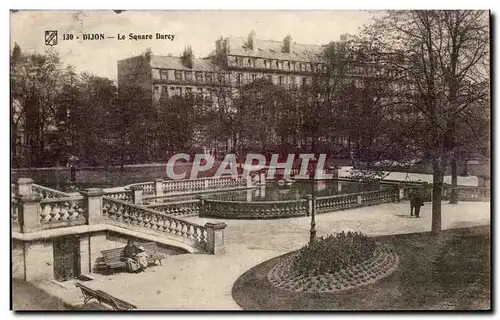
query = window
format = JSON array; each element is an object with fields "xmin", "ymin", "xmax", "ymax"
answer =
[
  {"xmin": 170, "ymin": 86, "xmax": 176, "ymax": 93},
  {"xmin": 278, "ymin": 76, "xmax": 285, "ymax": 85},
  {"xmin": 154, "ymin": 86, "xmax": 159, "ymax": 94},
  {"xmin": 174, "ymin": 71, "xmax": 182, "ymax": 80},
  {"xmin": 197, "ymin": 88, "xmax": 203, "ymax": 94},
  {"xmin": 162, "ymin": 86, "xmax": 168, "ymax": 93},
  {"xmin": 264, "ymin": 60, "xmax": 267, "ymax": 68},
  {"xmin": 267, "ymin": 75, "xmax": 273, "ymax": 82},
  {"xmin": 160, "ymin": 70, "xmax": 168, "ymax": 80},
  {"xmin": 251, "ymin": 74, "xmax": 257, "ymax": 81},
  {"xmin": 237, "ymin": 73, "xmax": 243, "ymax": 84},
  {"xmin": 195, "ymin": 72, "xmax": 203, "ymax": 82},
  {"xmin": 177, "ymin": 87, "xmax": 183, "ymax": 95},
  {"xmin": 186, "ymin": 87, "xmax": 193, "ymax": 94},
  {"xmin": 276, "ymin": 61, "xmax": 279, "ymax": 68},
  {"xmin": 238, "ymin": 58, "xmax": 243, "ymax": 66},
  {"xmin": 290, "ymin": 76, "xmax": 296, "ymax": 86},
  {"xmin": 206, "ymin": 73, "xmax": 213, "ymax": 82},
  {"xmin": 248, "ymin": 58, "xmax": 252, "ymax": 66},
  {"xmin": 185, "ymin": 72, "xmax": 193, "ymax": 81},
  {"xmin": 287, "ymin": 62, "xmax": 291, "ymax": 70},
  {"xmin": 299, "ymin": 63, "xmax": 303, "ymax": 71},
  {"xmin": 302, "ymin": 77, "xmax": 307, "ymax": 86}
]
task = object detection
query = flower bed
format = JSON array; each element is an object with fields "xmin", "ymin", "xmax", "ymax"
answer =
[{"xmin": 268, "ymin": 232, "xmax": 399, "ymax": 293}]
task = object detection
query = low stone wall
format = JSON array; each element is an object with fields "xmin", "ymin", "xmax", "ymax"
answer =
[{"xmin": 202, "ymin": 199, "xmax": 308, "ymax": 219}]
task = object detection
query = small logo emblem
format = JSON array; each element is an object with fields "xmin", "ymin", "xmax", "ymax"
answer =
[{"xmin": 45, "ymin": 30, "xmax": 58, "ymax": 46}]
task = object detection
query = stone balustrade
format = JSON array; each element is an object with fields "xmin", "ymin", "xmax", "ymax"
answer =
[
  {"xmin": 315, "ymin": 193, "xmax": 360, "ymax": 213},
  {"xmin": 102, "ymin": 197, "xmax": 209, "ymax": 249},
  {"xmin": 202, "ymin": 198, "xmax": 308, "ymax": 219},
  {"xmin": 444, "ymin": 186, "xmax": 491, "ymax": 202},
  {"xmin": 32, "ymin": 183, "xmax": 72, "ymax": 199},
  {"xmin": 11, "ymin": 197, "xmax": 20, "ymax": 232},
  {"xmin": 104, "ymin": 190, "xmax": 133, "ymax": 202},
  {"xmin": 361, "ymin": 189, "xmax": 399, "ymax": 206},
  {"xmin": 144, "ymin": 200, "xmax": 200, "ymax": 217},
  {"xmin": 39, "ymin": 196, "xmax": 86, "ymax": 229}
]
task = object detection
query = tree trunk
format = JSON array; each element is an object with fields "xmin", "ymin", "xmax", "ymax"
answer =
[
  {"xmin": 450, "ymin": 158, "xmax": 458, "ymax": 204},
  {"xmin": 431, "ymin": 157, "xmax": 444, "ymax": 233}
]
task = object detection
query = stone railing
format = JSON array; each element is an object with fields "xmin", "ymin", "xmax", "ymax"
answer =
[
  {"xmin": 128, "ymin": 176, "xmax": 249, "ymax": 199},
  {"xmin": 144, "ymin": 200, "xmax": 200, "ymax": 218},
  {"xmin": 361, "ymin": 189, "xmax": 399, "ymax": 206},
  {"xmin": 127, "ymin": 181, "xmax": 156, "ymax": 196},
  {"xmin": 202, "ymin": 198, "xmax": 308, "ymax": 219},
  {"xmin": 11, "ymin": 197, "xmax": 20, "ymax": 232},
  {"xmin": 104, "ymin": 190, "xmax": 133, "ymax": 202},
  {"xmin": 315, "ymin": 193, "xmax": 360, "ymax": 213},
  {"xmin": 39, "ymin": 196, "xmax": 86, "ymax": 229},
  {"xmin": 102, "ymin": 197, "xmax": 208, "ymax": 250},
  {"xmin": 32, "ymin": 183, "xmax": 71, "ymax": 199},
  {"xmin": 442, "ymin": 186, "xmax": 490, "ymax": 202}
]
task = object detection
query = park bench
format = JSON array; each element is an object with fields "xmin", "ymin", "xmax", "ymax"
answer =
[
  {"xmin": 101, "ymin": 242, "xmax": 165, "ymax": 272},
  {"xmin": 75, "ymin": 282, "xmax": 137, "ymax": 310}
]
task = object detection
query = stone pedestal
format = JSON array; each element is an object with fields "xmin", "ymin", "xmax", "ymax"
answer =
[
  {"xmin": 17, "ymin": 194, "xmax": 42, "ymax": 233},
  {"xmin": 205, "ymin": 222, "xmax": 227, "ymax": 254},
  {"xmin": 197, "ymin": 195, "xmax": 206, "ymax": 217},
  {"xmin": 130, "ymin": 186, "xmax": 143, "ymax": 205},
  {"xmin": 356, "ymin": 194, "xmax": 362, "ymax": 205},
  {"xmin": 259, "ymin": 171, "xmax": 266, "ymax": 186},
  {"xmin": 16, "ymin": 178, "xmax": 33, "ymax": 196},
  {"xmin": 204, "ymin": 179, "xmax": 209, "ymax": 189},
  {"xmin": 80, "ymin": 188, "xmax": 105, "ymax": 225},
  {"xmin": 399, "ymin": 187, "xmax": 405, "ymax": 201},
  {"xmin": 155, "ymin": 178, "xmax": 164, "ymax": 197}
]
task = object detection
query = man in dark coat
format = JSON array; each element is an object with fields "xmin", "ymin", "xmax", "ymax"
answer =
[{"xmin": 410, "ymin": 188, "xmax": 425, "ymax": 218}]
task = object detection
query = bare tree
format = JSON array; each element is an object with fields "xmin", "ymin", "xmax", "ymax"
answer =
[{"xmin": 362, "ymin": 10, "xmax": 490, "ymax": 232}]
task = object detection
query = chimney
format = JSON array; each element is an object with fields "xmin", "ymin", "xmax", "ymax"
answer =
[
  {"xmin": 283, "ymin": 34, "xmax": 292, "ymax": 53},
  {"xmin": 182, "ymin": 46, "xmax": 194, "ymax": 69},
  {"xmin": 247, "ymin": 31, "xmax": 255, "ymax": 50},
  {"xmin": 223, "ymin": 38, "xmax": 231, "ymax": 53}
]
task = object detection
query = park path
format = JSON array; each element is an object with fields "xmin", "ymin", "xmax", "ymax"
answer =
[{"xmin": 35, "ymin": 201, "xmax": 489, "ymax": 310}]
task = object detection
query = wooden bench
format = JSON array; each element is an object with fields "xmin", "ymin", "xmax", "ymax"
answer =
[
  {"xmin": 75, "ymin": 282, "xmax": 137, "ymax": 310},
  {"xmin": 101, "ymin": 242, "xmax": 166, "ymax": 272}
]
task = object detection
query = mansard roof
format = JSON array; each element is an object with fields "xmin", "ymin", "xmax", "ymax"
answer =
[
  {"xmin": 149, "ymin": 55, "xmax": 216, "ymax": 72},
  {"xmin": 225, "ymin": 37, "xmax": 324, "ymax": 62}
]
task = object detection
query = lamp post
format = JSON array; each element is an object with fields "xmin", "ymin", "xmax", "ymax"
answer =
[{"xmin": 309, "ymin": 158, "xmax": 317, "ymax": 244}]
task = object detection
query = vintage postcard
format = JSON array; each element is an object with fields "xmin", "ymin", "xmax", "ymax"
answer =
[{"xmin": 10, "ymin": 10, "xmax": 490, "ymax": 311}]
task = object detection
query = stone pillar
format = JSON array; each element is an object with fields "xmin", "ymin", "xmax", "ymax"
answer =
[
  {"xmin": 399, "ymin": 187, "xmax": 405, "ymax": 201},
  {"xmin": 155, "ymin": 178, "xmax": 164, "ymax": 197},
  {"xmin": 17, "ymin": 194, "xmax": 42, "ymax": 233},
  {"xmin": 130, "ymin": 186, "xmax": 143, "ymax": 205},
  {"xmin": 246, "ymin": 176, "xmax": 253, "ymax": 187},
  {"xmin": 197, "ymin": 195, "xmax": 206, "ymax": 217},
  {"xmin": 16, "ymin": 178, "xmax": 33, "ymax": 196},
  {"xmin": 259, "ymin": 171, "xmax": 266, "ymax": 186},
  {"xmin": 356, "ymin": 194, "xmax": 362, "ymax": 205},
  {"xmin": 204, "ymin": 179, "xmax": 209, "ymax": 189},
  {"xmin": 80, "ymin": 188, "xmax": 105, "ymax": 225},
  {"xmin": 305, "ymin": 195, "xmax": 312, "ymax": 217},
  {"xmin": 205, "ymin": 222, "xmax": 227, "ymax": 254}
]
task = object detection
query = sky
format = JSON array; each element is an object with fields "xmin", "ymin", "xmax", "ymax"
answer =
[{"xmin": 10, "ymin": 10, "xmax": 380, "ymax": 80}]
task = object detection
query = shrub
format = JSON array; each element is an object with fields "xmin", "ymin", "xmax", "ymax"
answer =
[{"xmin": 292, "ymin": 231, "xmax": 376, "ymax": 277}]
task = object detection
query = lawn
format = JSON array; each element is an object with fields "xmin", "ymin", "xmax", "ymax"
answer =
[{"xmin": 231, "ymin": 225, "xmax": 491, "ymax": 311}]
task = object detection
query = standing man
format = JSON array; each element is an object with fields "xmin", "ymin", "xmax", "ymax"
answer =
[{"xmin": 410, "ymin": 187, "xmax": 424, "ymax": 218}]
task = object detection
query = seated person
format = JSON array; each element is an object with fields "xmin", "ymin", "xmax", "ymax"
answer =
[
  {"xmin": 135, "ymin": 246, "xmax": 149, "ymax": 272},
  {"xmin": 123, "ymin": 240, "xmax": 141, "ymax": 273}
]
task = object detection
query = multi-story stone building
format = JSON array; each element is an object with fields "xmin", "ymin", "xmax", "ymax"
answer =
[{"xmin": 117, "ymin": 32, "xmax": 332, "ymax": 100}]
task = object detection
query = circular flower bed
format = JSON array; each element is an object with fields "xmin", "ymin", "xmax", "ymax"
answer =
[{"xmin": 268, "ymin": 232, "xmax": 399, "ymax": 293}]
